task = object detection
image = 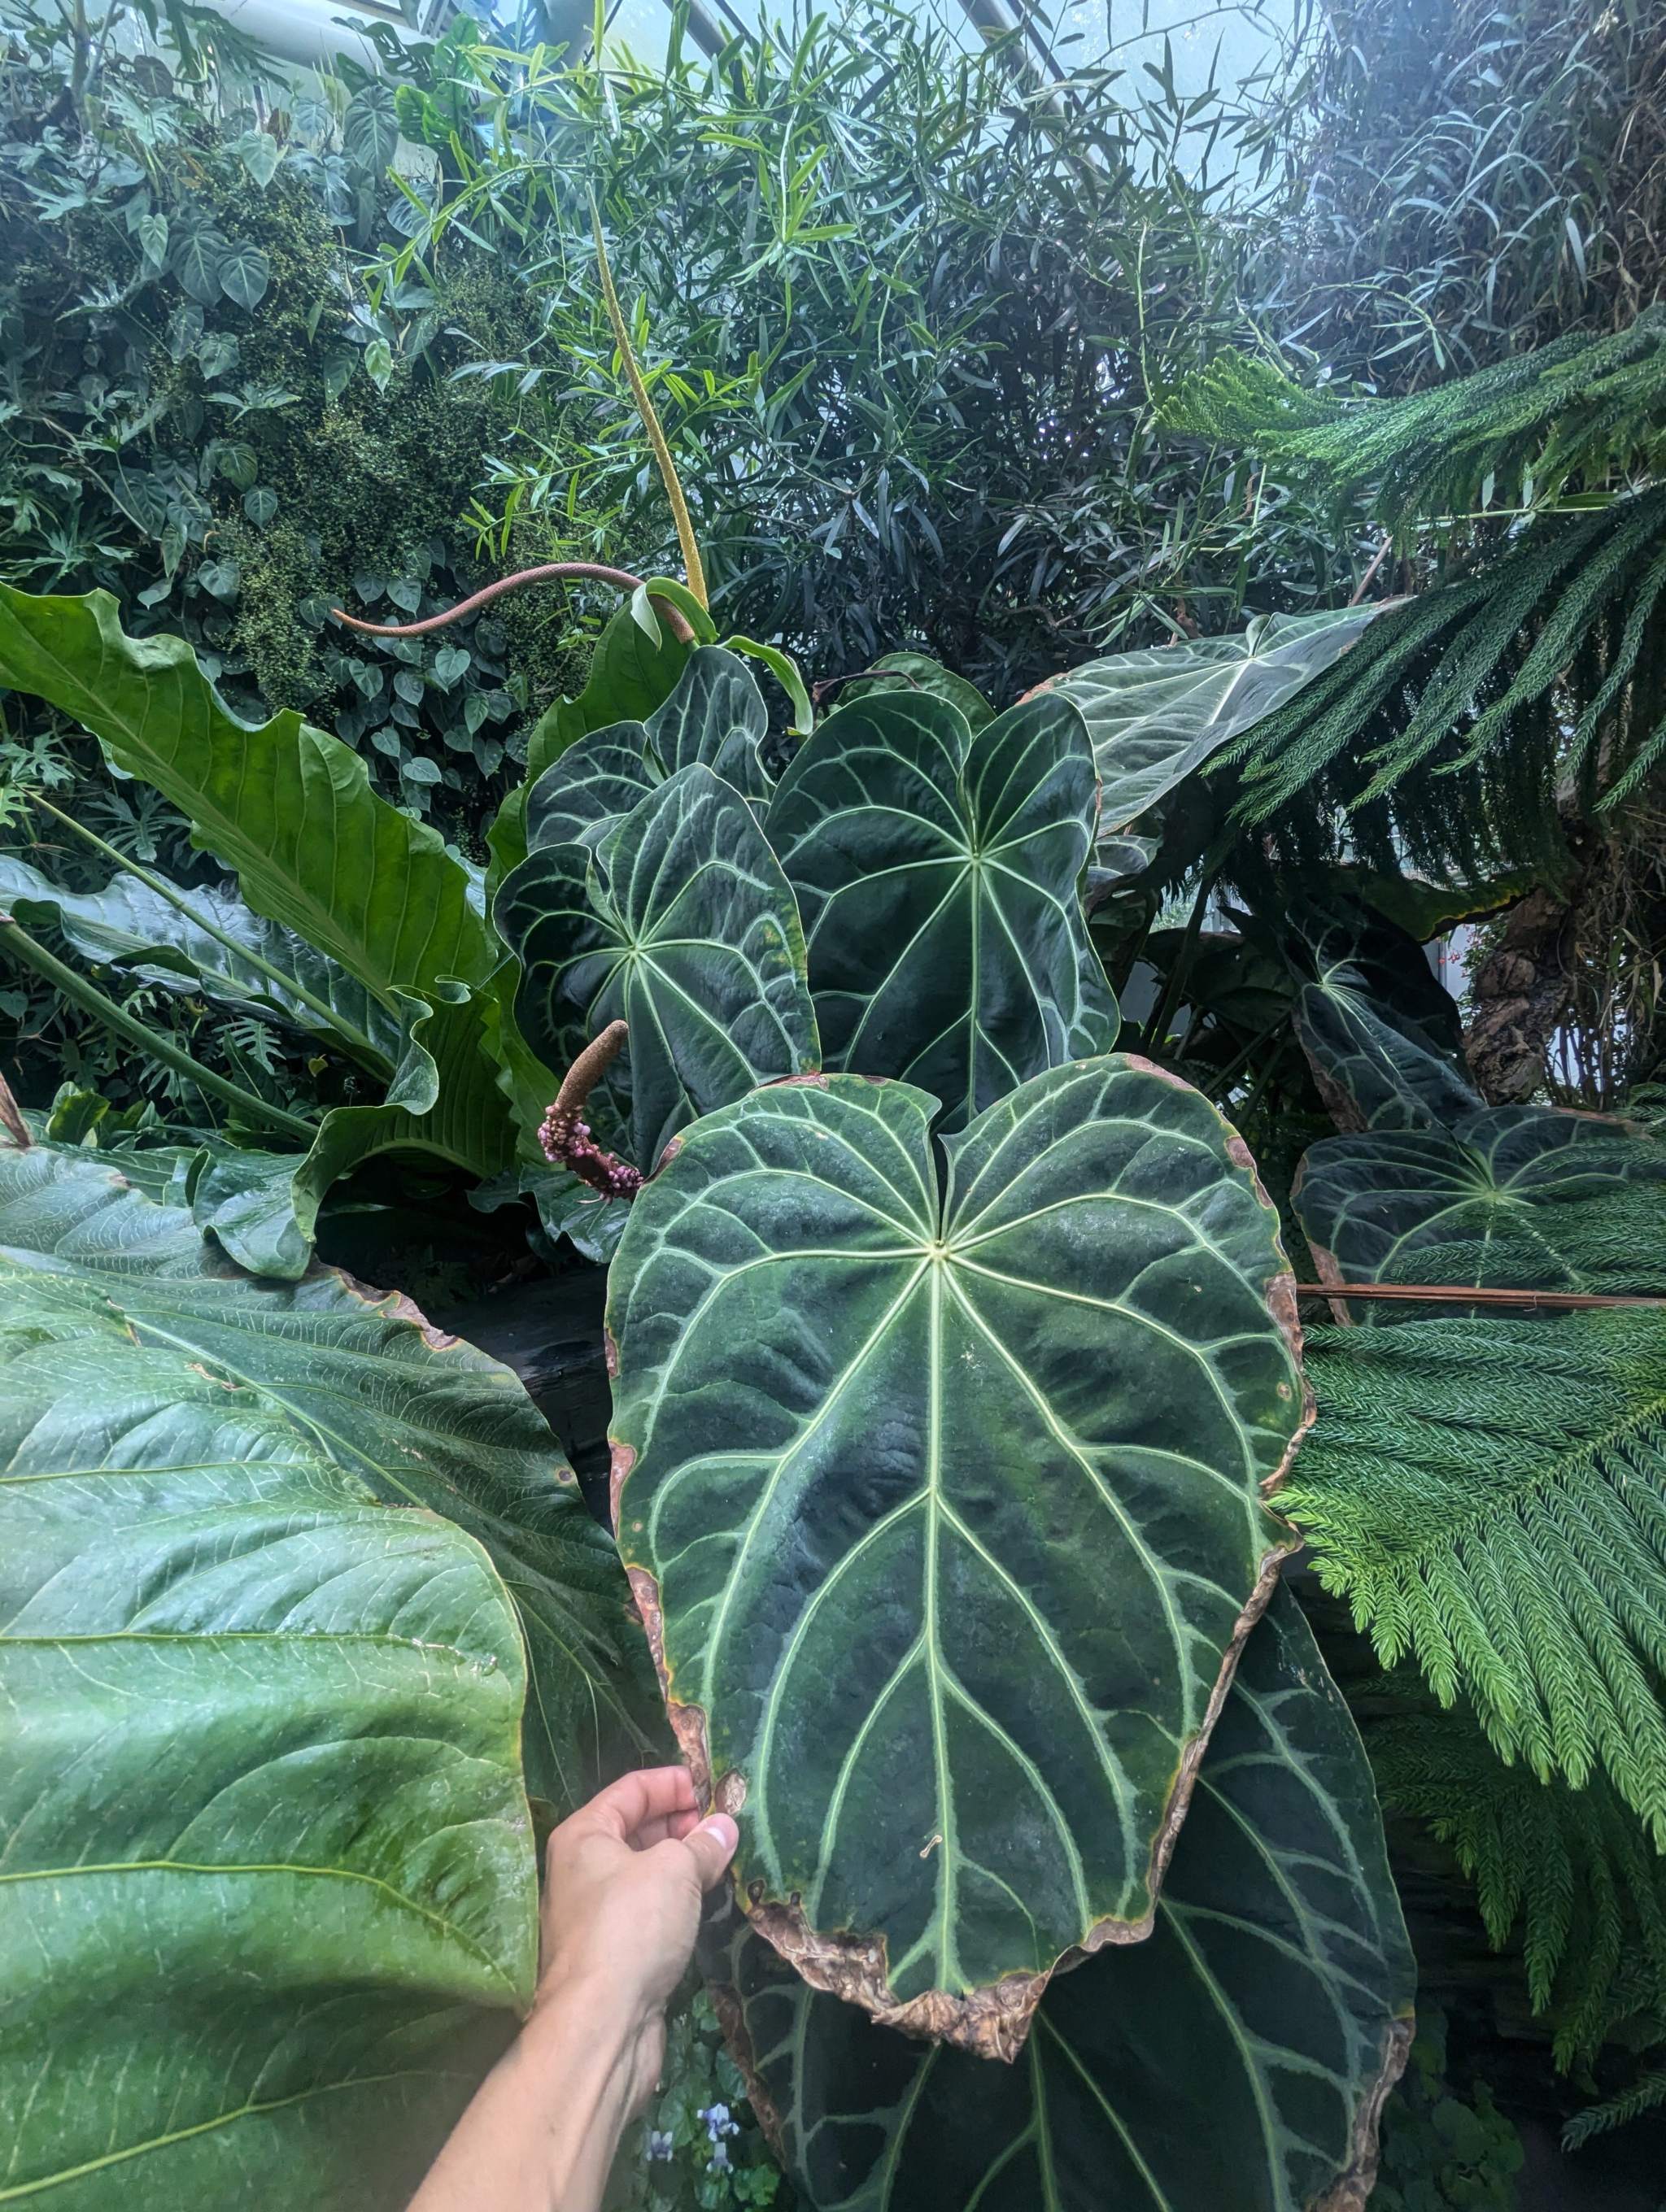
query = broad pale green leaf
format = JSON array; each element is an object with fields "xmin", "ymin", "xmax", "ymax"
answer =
[
  {"xmin": 525, "ymin": 646, "xmax": 776, "ymax": 854},
  {"xmin": 0, "ymin": 1311, "xmax": 534, "ymax": 2208},
  {"xmin": 0, "ymin": 587, "xmax": 495, "ymax": 1006},
  {"xmin": 0, "ymin": 1141, "xmax": 650, "ymax": 1802},
  {"xmin": 766, "ymin": 689, "xmax": 1118, "ymax": 1133},
  {"xmin": 1283, "ymin": 899, "xmax": 1481, "ymax": 1133},
  {"xmin": 1046, "ymin": 605, "xmax": 1390, "ymax": 841},
  {"xmin": 704, "ymin": 1586, "xmax": 1414, "ymax": 2212},
  {"xmin": 497, "ymin": 764, "xmax": 818, "ymax": 1173},
  {"xmin": 610, "ymin": 1060, "xmax": 1307, "ymax": 2056},
  {"xmin": 0, "ymin": 852, "xmax": 404, "ymax": 1073},
  {"xmin": 1295, "ymin": 1106, "xmax": 1666, "ymax": 1317}
]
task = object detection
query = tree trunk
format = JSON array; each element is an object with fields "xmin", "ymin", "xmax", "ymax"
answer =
[{"xmin": 1463, "ymin": 884, "xmax": 1578, "ymax": 1104}]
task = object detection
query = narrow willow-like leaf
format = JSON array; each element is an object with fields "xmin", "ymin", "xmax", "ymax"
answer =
[
  {"xmin": 704, "ymin": 1587, "xmax": 1414, "ymax": 2212},
  {"xmin": 498, "ymin": 764, "xmax": 818, "ymax": 1173},
  {"xmin": 1295, "ymin": 1107, "xmax": 1666, "ymax": 1317},
  {"xmin": 0, "ymin": 1142, "xmax": 650, "ymax": 1803},
  {"xmin": 1045, "ymin": 605, "xmax": 1389, "ymax": 840},
  {"xmin": 766, "ymin": 690, "xmax": 1116, "ymax": 1132},
  {"xmin": 610, "ymin": 1059, "xmax": 1307, "ymax": 2057}
]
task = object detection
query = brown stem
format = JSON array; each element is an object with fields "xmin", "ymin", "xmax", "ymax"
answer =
[
  {"xmin": 538, "ymin": 1021, "xmax": 643, "ymax": 1200},
  {"xmin": 1349, "ymin": 536, "xmax": 1394, "ymax": 607},
  {"xmin": 0, "ymin": 1068, "xmax": 31, "ymax": 1150},
  {"xmin": 1295, "ymin": 1282, "xmax": 1665, "ymax": 1310},
  {"xmin": 812, "ymin": 666, "xmax": 924, "ymax": 705},
  {"xmin": 329, "ymin": 563, "xmax": 696, "ymax": 642}
]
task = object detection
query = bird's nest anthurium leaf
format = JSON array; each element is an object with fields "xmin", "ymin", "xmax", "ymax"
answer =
[
  {"xmin": 495, "ymin": 763, "xmax": 820, "ymax": 1175},
  {"xmin": 1294, "ymin": 1104, "xmax": 1666, "ymax": 1318},
  {"xmin": 524, "ymin": 645, "xmax": 777, "ymax": 855},
  {"xmin": 608, "ymin": 1057, "xmax": 1311, "ymax": 2060},
  {"xmin": 0, "ymin": 1140, "xmax": 655, "ymax": 1806},
  {"xmin": 700, "ymin": 1585, "xmax": 1415, "ymax": 2212},
  {"xmin": 765, "ymin": 687, "xmax": 1118, "ymax": 1134}
]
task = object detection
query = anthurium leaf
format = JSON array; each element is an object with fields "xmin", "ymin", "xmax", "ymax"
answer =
[
  {"xmin": 765, "ymin": 689, "xmax": 1117, "ymax": 1132},
  {"xmin": 0, "ymin": 587, "xmax": 496, "ymax": 1011},
  {"xmin": 187, "ymin": 987, "xmax": 517, "ymax": 1279},
  {"xmin": 843, "ymin": 651, "xmax": 997, "ymax": 731},
  {"xmin": 0, "ymin": 852, "xmax": 404, "ymax": 1073},
  {"xmin": 610, "ymin": 1058, "xmax": 1307, "ymax": 2057},
  {"xmin": 497, "ymin": 764, "xmax": 819, "ymax": 1173},
  {"xmin": 1046, "ymin": 605, "xmax": 1390, "ymax": 843},
  {"xmin": 0, "ymin": 1140, "xmax": 652, "ymax": 1805},
  {"xmin": 1283, "ymin": 898, "xmax": 1481, "ymax": 1133},
  {"xmin": 524, "ymin": 647, "xmax": 777, "ymax": 856},
  {"xmin": 0, "ymin": 1322, "xmax": 534, "ymax": 2210},
  {"xmin": 703, "ymin": 1586, "xmax": 1414, "ymax": 2212},
  {"xmin": 1294, "ymin": 1105, "xmax": 1666, "ymax": 1317}
]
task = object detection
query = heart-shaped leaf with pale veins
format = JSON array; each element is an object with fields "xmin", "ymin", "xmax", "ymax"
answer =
[
  {"xmin": 765, "ymin": 687, "xmax": 1118, "ymax": 1133},
  {"xmin": 608, "ymin": 1057, "xmax": 1309, "ymax": 2058},
  {"xmin": 701, "ymin": 1586, "xmax": 1415, "ymax": 2212}
]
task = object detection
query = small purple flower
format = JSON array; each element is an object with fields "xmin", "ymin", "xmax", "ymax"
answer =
[
  {"xmin": 708, "ymin": 2142, "xmax": 733, "ymax": 2174},
  {"xmin": 644, "ymin": 2129, "xmax": 674, "ymax": 2162},
  {"xmin": 696, "ymin": 2101, "xmax": 740, "ymax": 2143}
]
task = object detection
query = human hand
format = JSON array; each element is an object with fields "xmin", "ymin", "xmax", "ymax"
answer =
[{"xmin": 530, "ymin": 1766, "xmax": 738, "ymax": 2120}]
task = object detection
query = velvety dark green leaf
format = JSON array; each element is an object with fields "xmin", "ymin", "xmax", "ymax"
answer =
[
  {"xmin": 526, "ymin": 727, "xmax": 662, "ymax": 851},
  {"xmin": 169, "ymin": 222, "xmax": 228, "ymax": 303},
  {"xmin": 344, "ymin": 81, "xmax": 400, "ymax": 172},
  {"xmin": 498, "ymin": 765, "xmax": 818, "ymax": 1172},
  {"xmin": 611, "ymin": 1060, "xmax": 1306, "ymax": 2054},
  {"xmin": 1295, "ymin": 1106, "xmax": 1666, "ymax": 1315},
  {"xmin": 704, "ymin": 1586, "xmax": 1413, "ymax": 2212},
  {"xmin": 1048, "ymin": 607, "xmax": 1389, "ymax": 842},
  {"xmin": 766, "ymin": 690, "xmax": 1117, "ymax": 1133},
  {"xmin": 1283, "ymin": 899, "xmax": 1481, "ymax": 1133},
  {"xmin": 0, "ymin": 852, "xmax": 404, "ymax": 1073},
  {"xmin": 844, "ymin": 651, "xmax": 997, "ymax": 732},
  {"xmin": 217, "ymin": 242, "xmax": 271, "ymax": 311},
  {"xmin": 0, "ymin": 1141, "xmax": 651, "ymax": 1804}
]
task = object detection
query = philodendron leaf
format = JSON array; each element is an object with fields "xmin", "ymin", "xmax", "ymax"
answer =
[
  {"xmin": 610, "ymin": 1059, "xmax": 1308, "ymax": 2058},
  {"xmin": 497, "ymin": 764, "xmax": 819, "ymax": 1173},
  {"xmin": 1295, "ymin": 1105, "xmax": 1666, "ymax": 1317},
  {"xmin": 842, "ymin": 651, "xmax": 997, "ymax": 731},
  {"xmin": 0, "ymin": 1306, "xmax": 534, "ymax": 2207},
  {"xmin": 525, "ymin": 646, "xmax": 776, "ymax": 853},
  {"xmin": 0, "ymin": 852, "xmax": 405, "ymax": 1073},
  {"xmin": 0, "ymin": 586, "xmax": 495, "ymax": 1005},
  {"xmin": 0, "ymin": 1142, "xmax": 652, "ymax": 1803},
  {"xmin": 765, "ymin": 688, "xmax": 1117, "ymax": 1133},
  {"xmin": 703, "ymin": 1586, "xmax": 1414, "ymax": 2212},
  {"xmin": 1283, "ymin": 898, "xmax": 1482, "ymax": 1133},
  {"xmin": 1045, "ymin": 605, "xmax": 1389, "ymax": 845}
]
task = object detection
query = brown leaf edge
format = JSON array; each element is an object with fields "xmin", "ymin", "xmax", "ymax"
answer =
[{"xmin": 613, "ymin": 1057, "xmax": 1317, "ymax": 2062}]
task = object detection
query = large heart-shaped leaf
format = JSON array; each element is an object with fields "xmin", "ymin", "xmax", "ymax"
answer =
[
  {"xmin": 496, "ymin": 764, "xmax": 819, "ymax": 1173},
  {"xmin": 1295, "ymin": 1106, "xmax": 1666, "ymax": 1317},
  {"xmin": 609, "ymin": 1059, "xmax": 1308, "ymax": 2057},
  {"xmin": 0, "ymin": 1309, "xmax": 534, "ymax": 2207},
  {"xmin": 0, "ymin": 852, "xmax": 404, "ymax": 1074},
  {"xmin": 765, "ymin": 690, "xmax": 1117, "ymax": 1132},
  {"xmin": 525, "ymin": 646, "xmax": 775, "ymax": 854},
  {"xmin": 703, "ymin": 1585, "xmax": 1414, "ymax": 2212},
  {"xmin": 1282, "ymin": 898, "xmax": 1481, "ymax": 1134},
  {"xmin": 1044, "ymin": 605, "xmax": 1390, "ymax": 843},
  {"xmin": 0, "ymin": 1141, "xmax": 651, "ymax": 1801},
  {"xmin": 0, "ymin": 586, "xmax": 495, "ymax": 1005}
]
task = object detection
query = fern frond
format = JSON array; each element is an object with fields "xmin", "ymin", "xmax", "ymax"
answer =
[
  {"xmin": 1160, "ymin": 310, "xmax": 1666, "ymax": 533},
  {"xmin": 1369, "ymin": 1701, "xmax": 1666, "ymax": 2067},
  {"xmin": 1288, "ymin": 1316, "xmax": 1666, "ymax": 1840},
  {"xmin": 1563, "ymin": 2068, "xmax": 1666, "ymax": 2149}
]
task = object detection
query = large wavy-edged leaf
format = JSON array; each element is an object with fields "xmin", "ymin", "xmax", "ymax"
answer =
[
  {"xmin": 525, "ymin": 646, "xmax": 775, "ymax": 854},
  {"xmin": 1294, "ymin": 1106, "xmax": 1666, "ymax": 1318},
  {"xmin": 0, "ymin": 586, "xmax": 494, "ymax": 1004},
  {"xmin": 0, "ymin": 1288, "xmax": 535, "ymax": 2209},
  {"xmin": 1285, "ymin": 1313, "xmax": 1666, "ymax": 1841},
  {"xmin": 609, "ymin": 1059, "xmax": 1307, "ymax": 2057},
  {"xmin": 0, "ymin": 1141, "xmax": 651, "ymax": 1801},
  {"xmin": 1283, "ymin": 899, "xmax": 1481, "ymax": 1133},
  {"xmin": 497, "ymin": 764, "xmax": 818, "ymax": 1173},
  {"xmin": 765, "ymin": 690, "xmax": 1117, "ymax": 1132},
  {"xmin": 1045, "ymin": 605, "xmax": 1390, "ymax": 842},
  {"xmin": 0, "ymin": 853, "xmax": 404, "ymax": 1073},
  {"xmin": 703, "ymin": 1586, "xmax": 1413, "ymax": 2212}
]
